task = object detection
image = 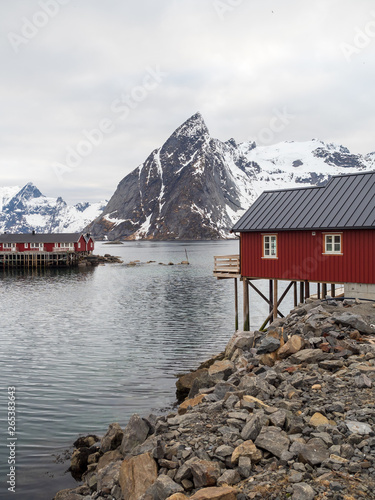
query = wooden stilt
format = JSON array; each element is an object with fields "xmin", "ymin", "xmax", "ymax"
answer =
[
  {"xmin": 293, "ymin": 281, "xmax": 298, "ymax": 307},
  {"xmin": 273, "ymin": 279, "xmax": 278, "ymax": 320},
  {"xmin": 269, "ymin": 280, "xmax": 273, "ymax": 322},
  {"xmin": 243, "ymin": 278, "xmax": 249, "ymax": 331},
  {"xmin": 300, "ymin": 281, "xmax": 304, "ymax": 304},
  {"xmin": 331, "ymin": 284, "xmax": 335, "ymax": 298},
  {"xmin": 317, "ymin": 283, "xmax": 321, "ymax": 299},
  {"xmin": 305, "ymin": 280, "xmax": 310, "ymax": 301},
  {"xmin": 249, "ymin": 281, "xmax": 284, "ymax": 318},
  {"xmin": 234, "ymin": 278, "xmax": 238, "ymax": 331},
  {"xmin": 322, "ymin": 283, "xmax": 327, "ymax": 298}
]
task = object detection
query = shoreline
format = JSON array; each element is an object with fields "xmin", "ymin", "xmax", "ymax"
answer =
[{"xmin": 54, "ymin": 298, "xmax": 375, "ymax": 500}]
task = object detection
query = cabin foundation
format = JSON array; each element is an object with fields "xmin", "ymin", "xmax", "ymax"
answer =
[
  {"xmin": 0, "ymin": 252, "xmax": 84, "ymax": 268},
  {"xmin": 344, "ymin": 283, "xmax": 375, "ymax": 300}
]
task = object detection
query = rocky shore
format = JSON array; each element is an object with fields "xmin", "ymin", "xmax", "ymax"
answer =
[{"xmin": 54, "ymin": 298, "xmax": 375, "ymax": 500}]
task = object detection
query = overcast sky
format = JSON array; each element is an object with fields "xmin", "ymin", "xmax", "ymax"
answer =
[{"xmin": 1, "ymin": 0, "xmax": 375, "ymax": 204}]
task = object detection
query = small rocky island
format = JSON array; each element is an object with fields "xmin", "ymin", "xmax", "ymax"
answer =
[{"xmin": 54, "ymin": 299, "xmax": 375, "ymax": 500}]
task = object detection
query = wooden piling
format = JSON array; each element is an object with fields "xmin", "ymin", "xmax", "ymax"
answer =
[
  {"xmin": 273, "ymin": 279, "xmax": 278, "ymax": 320},
  {"xmin": 243, "ymin": 278, "xmax": 249, "ymax": 331},
  {"xmin": 234, "ymin": 278, "xmax": 238, "ymax": 331}
]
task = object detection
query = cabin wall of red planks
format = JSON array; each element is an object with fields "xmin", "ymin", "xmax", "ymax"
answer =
[{"xmin": 240, "ymin": 229, "xmax": 375, "ymax": 284}]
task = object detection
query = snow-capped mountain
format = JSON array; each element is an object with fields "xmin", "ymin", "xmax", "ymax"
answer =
[
  {"xmin": 0, "ymin": 182, "xmax": 106, "ymax": 234},
  {"xmin": 88, "ymin": 112, "xmax": 375, "ymax": 240}
]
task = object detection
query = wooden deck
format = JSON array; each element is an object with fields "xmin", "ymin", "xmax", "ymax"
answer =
[{"xmin": 213, "ymin": 255, "xmax": 240, "ymax": 279}]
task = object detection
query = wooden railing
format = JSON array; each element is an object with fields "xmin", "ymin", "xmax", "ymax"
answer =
[{"xmin": 213, "ymin": 255, "xmax": 240, "ymax": 278}]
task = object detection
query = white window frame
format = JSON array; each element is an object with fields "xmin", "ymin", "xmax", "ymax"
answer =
[
  {"xmin": 262, "ymin": 234, "xmax": 278, "ymax": 259},
  {"xmin": 24, "ymin": 243, "xmax": 28, "ymax": 249},
  {"xmin": 324, "ymin": 233, "xmax": 342, "ymax": 255}
]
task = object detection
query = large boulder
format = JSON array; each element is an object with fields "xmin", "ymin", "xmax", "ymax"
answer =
[
  {"xmin": 120, "ymin": 414, "xmax": 150, "ymax": 456},
  {"xmin": 331, "ymin": 312, "xmax": 375, "ymax": 334},
  {"xmin": 119, "ymin": 452, "xmax": 158, "ymax": 500},
  {"xmin": 100, "ymin": 422, "xmax": 124, "ymax": 453}
]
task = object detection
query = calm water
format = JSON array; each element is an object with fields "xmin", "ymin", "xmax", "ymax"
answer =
[{"xmin": 0, "ymin": 241, "xmax": 298, "ymax": 499}]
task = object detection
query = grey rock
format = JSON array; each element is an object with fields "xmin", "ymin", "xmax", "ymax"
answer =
[
  {"xmin": 298, "ymin": 438, "xmax": 329, "ymax": 466},
  {"xmin": 331, "ymin": 312, "xmax": 374, "ymax": 334},
  {"xmin": 120, "ymin": 414, "xmax": 150, "ymax": 456},
  {"xmin": 238, "ymin": 456, "xmax": 252, "ymax": 478},
  {"xmin": 289, "ymin": 349, "xmax": 330, "ymax": 364},
  {"xmin": 355, "ymin": 374, "xmax": 372, "ymax": 388},
  {"xmin": 345, "ymin": 420, "xmax": 373, "ymax": 435},
  {"xmin": 174, "ymin": 457, "xmax": 199, "ymax": 483},
  {"xmin": 269, "ymin": 409, "xmax": 287, "ymax": 428},
  {"xmin": 144, "ymin": 474, "xmax": 184, "ymax": 500},
  {"xmin": 215, "ymin": 445, "xmax": 235, "ymax": 457},
  {"xmin": 96, "ymin": 461, "xmax": 121, "ymax": 493},
  {"xmin": 100, "ymin": 423, "xmax": 124, "ymax": 454},
  {"xmin": 292, "ymin": 482, "xmax": 316, "ymax": 500},
  {"xmin": 241, "ymin": 413, "xmax": 262, "ymax": 441},
  {"xmin": 212, "ymin": 382, "xmax": 236, "ymax": 400},
  {"xmin": 256, "ymin": 336, "xmax": 281, "ymax": 354},
  {"xmin": 255, "ymin": 426, "xmax": 290, "ymax": 458},
  {"xmin": 217, "ymin": 469, "xmax": 241, "ymax": 486},
  {"xmin": 318, "ymin": 359, "xmax": 344, "ymax": 371}
]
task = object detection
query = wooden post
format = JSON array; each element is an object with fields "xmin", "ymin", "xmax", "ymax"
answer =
[
  {"xmin": 273, "ymin": 279, "xmax": 278, "ymax": 320},
  {"xmin": 305, "ymin": 280, "xmax": 310, "ymax": 301},
  {"xmin": 269, "ymin": 280, "xmax": 273, "ymax": 322},
  {"xmin": 293, "ymin": 281, "xmax": 297, "ymax": 307},
  {"xmin": 322, "ymin": 283, "xmax": 327, "ymax": 298},
  {"xmin": 234, "ymin": 278, "xmax": 238, "ymax": 331},
  {"xmin": 317, "ymin": 283, "xmax": 321, "ymax": 299},
  {"xmin": 243, "ymin": 278, "xmax": 249, "ymax": 331},
  {"xmin": 331, "ymin": 284, "xmax": 335, "ymax": 298},
  {"xmin": 300, "ymin": 281, "xmax": 304, "ymax": 304}
]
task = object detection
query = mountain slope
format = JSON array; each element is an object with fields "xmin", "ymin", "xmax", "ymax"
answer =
[
  {"xmin": 88, "ymin": 113, "xmax": 375, "ymax": 240},
  {"xmin": 0, "ymin": 182, "xmax": 106, "ymax": 234}
]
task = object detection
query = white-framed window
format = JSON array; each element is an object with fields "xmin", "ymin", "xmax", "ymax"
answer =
[
  {"xmin": 30, "ymin": 243, "xmax": 43, "ymax": 249},
  {"xmin": 4, "ymin": 243, "xmax": 15, "ymax": 249},
  {"xmin": 263, "ymin": 234, "xmax": 278, "ymax": 258},
  {"xmin": 324, "ymin": 234, "xmax": 342, "ymax": 254},
  {"xmin": 24, "ymin": 243, "xmax": 28, "ymax": 249}
]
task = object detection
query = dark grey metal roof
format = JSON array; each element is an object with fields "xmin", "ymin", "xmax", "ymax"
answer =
[
  {"xmin": 232, "ymin": 171, "xmax": 375, "ymax": 232},
  {"xmin": 0, "ymin": 233, "xmax": 90, "ymax": 244}
]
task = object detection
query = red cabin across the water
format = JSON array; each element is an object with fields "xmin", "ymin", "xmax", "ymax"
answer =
[
  {"xmin": 215, "ymin": 171, "xmax": 375, "ymax": 330},
  {"xmin": 0, "ymin": 232, "xmax": 94, "ymax": 267}
]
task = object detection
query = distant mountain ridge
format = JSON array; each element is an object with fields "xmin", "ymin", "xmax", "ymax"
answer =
[
  {"xmin": 87, "ymin": 112, "xmax": 375, "ymax": 240},
  {"xmin": 0, "ymin": 182, "xmax": 106, "ymax": 234}
]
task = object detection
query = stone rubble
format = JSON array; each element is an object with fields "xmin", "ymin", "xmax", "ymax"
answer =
[{"xmin": 54, "ymin": 299, "xmax": 375, "ymax": 500}]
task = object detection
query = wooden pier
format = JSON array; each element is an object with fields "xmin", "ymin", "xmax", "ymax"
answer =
[{"xmin": 0, "ymin": 251, "xmax": 80, "ymax": 268}]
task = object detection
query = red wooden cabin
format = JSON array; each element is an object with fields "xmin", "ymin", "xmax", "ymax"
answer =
[
  {"xmin": 0, "ymin": 232, "xmax": 94, "ymax": 254},
  {"xmin": 232, "ymin": 171, "xmax": 375, "ymax": 302}
]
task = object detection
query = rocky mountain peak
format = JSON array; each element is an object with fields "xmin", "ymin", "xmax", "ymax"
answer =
[
  {"xmin": 16, "ymin": 182, "xmax": 43, "ymax": 201},
  {"xmin": 87, "ymin": 114, "xmax": 375, "ymax": 241}
]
